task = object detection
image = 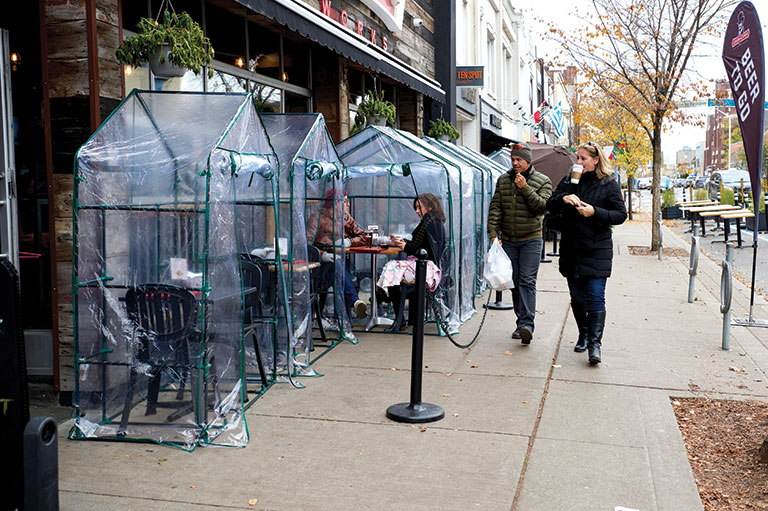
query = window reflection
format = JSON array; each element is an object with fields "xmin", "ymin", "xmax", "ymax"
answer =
[
  {"xmin": 251, "ymin": 83, "xmax": 281, "ymax": 113},
  {"xmin": 156, "ymin": 69, "xmax": 204, "ymax": 92},
  {"xmin": 125, "ymin": 65, "xmax": 150, "ymax": 93},
  {"xmin": 209, "ymin": 70, "xmax": 248, "ymax": 93}
]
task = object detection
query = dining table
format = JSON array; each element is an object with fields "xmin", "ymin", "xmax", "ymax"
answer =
[{"xmin": 346, "ymin": 245, "xmax": 403, "ymax": 331}]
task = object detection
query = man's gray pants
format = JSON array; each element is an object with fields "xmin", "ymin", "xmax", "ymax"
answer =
[{"xmin": 501, "ymin": 237, "xmax": 543, "ymax": 333}]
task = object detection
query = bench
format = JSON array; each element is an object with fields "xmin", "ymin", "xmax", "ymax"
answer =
[{"xmin": 681, "ymin": 205, "xmax": 740, "ymax": 236}]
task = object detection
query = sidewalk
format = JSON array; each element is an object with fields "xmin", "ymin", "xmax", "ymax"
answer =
[{"xmin": 55, "ymin": 219, "xmax": 768, "ymax": 510}]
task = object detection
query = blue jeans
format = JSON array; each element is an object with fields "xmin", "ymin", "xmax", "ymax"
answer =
[
  {"xmin": 566, "ymin": 276, "xmax": 607, "ymax": 312},
  {"xmin": 336, "ymin": 259, "xmax": 359, "ymax": 310},
  {"xmin": 502, "ymin": 238, "xmax": 543, "ymax": 332}
]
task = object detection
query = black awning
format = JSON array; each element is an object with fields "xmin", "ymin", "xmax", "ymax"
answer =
[
  {"xmin": 237, "ymin": 0, "xmax": 445, "ymax": 102},
  {"xmin": 481, "ymin": 128, "xmax": 515, "ymax": 154}
]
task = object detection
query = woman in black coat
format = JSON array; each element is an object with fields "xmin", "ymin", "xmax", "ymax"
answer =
[
  {"xmin": 546, "ymin": 142, "xmax": 627, "ymax": 364},
  {"xmin": 386, "ymin": 193, "xmax": 447, "ymax": 330}
]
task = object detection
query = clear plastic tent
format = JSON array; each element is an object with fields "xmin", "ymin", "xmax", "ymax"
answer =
[
  {"xmin": 70, "ymin": 90, "xmax": 280, "ymax": 450},
  {"xmin": 489, "ymin": 148, "xmax": 511, "ymax": 169},
  {"xmin": 423, "ymin": 138, "xmax": 505, "ymax": 294},
  {"xmin": 260, "ymin": 113, "xmax": 352, "ymax": 378},
  {"xmin": 337, "ymin": 126, "xmax": 477, "ymax": 332}
]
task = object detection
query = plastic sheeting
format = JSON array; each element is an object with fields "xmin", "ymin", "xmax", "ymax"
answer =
[
  {"xmin": 423, "ymin": 138, "xmax": 505, "ymax": 294},
  {"xmin": 337, "ymin": 126, "xmax": 478, "ymax": 333},
  {"xmin": 260, "ymin": 113, "xmax": 352, "ymax": 378},
  {"xmin": 70, "ymin": 91, "xmax": 280, "ymax": 450}
]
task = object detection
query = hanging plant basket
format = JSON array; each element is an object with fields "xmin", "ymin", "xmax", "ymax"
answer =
[
  {"xmin": 148, "ymin": 44, "xmax": 187, "ymax": 78},
  {"xmin": 368, "ymin": 115, "xmax": 387, "ymax": 127},
  {"xmin": 115, "ymin": 9, "xmax": 214, "ymax": 78},
  {"xmin": 428, "ymin": 118, "xmax": 460, "ymax": 142}
]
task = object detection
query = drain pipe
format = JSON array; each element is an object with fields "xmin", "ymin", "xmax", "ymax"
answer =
[
  {"xmin": 720, "ymin": 243, "xmax": 733, "ymax": 351},
  {"xmin": 688, "ymin": 225, "xmax": 699, "ymax": 303}
]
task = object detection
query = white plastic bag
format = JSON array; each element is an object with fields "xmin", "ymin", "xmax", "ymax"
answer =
[{"xmin": 483, "ymin": 241, "xmax": 514, "ymax": 290}]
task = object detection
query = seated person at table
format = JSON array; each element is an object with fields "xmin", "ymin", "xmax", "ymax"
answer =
[
  {"xmin": 308, "ymin": 191, "xmax": 369, "ymax": 319},
  {"xmin": 380, "ymin": 193, "xmax": 446, "ymax": 330}
]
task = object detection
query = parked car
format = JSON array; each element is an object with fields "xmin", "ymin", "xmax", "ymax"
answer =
[
  {"xmin": 636, "ymin": 177, "xmax": 652, "ymax": 190},
  {"xmin": 707, "ymin": 169, "xmax": 751, "ymax": 201},
  {"xmin": 684, "ymin": 175, "xmax": 697, "ymax": 188},
  {"xmin": 694, "ymin": 175, "xmax": 709, "ymax": 188}
]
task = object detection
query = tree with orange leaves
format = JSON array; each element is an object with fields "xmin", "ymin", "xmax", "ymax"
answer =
[{"xmin": 550, "ymin": 0, "xmax": 735, "ymax": 249}]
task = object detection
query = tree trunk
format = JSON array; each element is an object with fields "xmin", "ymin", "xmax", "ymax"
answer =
[
  {"xmin": 627, "ymin": 174, "xmax": 634, "ymax": 221},
  {"xmin": 651, "ymin": 123, "xmax": 663, "ymax": 251}
]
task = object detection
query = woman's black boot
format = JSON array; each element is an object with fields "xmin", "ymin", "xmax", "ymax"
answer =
[
  {"xmin": 586, "ymin": 310, "xmax": 606, "ymax": 365},
  {"xmin": 571, "ymin": 302, "xmax": 589, "ymax": 352}
]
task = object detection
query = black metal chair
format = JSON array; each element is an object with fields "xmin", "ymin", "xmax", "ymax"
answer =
[
  {"xmin": 119, "ymin": 284, "xmax": 200, "ymax": 433},
  {"xmin": 239, "ymin": 257, "xmax": 272, "ymax": 397},
  {"xmin": 306, "ymin": 244, "xmax": 334, "ymax": 346}
]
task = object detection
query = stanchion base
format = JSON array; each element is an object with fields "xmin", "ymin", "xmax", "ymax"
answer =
[
  {"xmin": 732, "ymin": 317, "xmax": 768, "ymax": 328},
  {"xmin": 484, "ymin": 302, "xmax": 514, "ymax": 310},
  {"xmin": 540, "ymin": 258, "xmax": 552, "ymax": 264},
  {"xmin": 546, "ymin": 252, "xmax": 560, "ymax": 257},
  {"xmin": 386, "ymin": 402, "xmax": 444, "ymax": 423}
]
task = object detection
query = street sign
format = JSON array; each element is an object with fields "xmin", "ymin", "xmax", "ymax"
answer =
[
  {"xmin": 708, "ymin": 98, "xmax": 768, "ymax": 109},
  {"xmin": 456, "ymin": 66, "xmax": 484, "ymax": 87}
]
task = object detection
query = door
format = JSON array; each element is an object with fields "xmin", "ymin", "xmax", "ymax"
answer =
[{"xmin": 0, "ymin": 29, "xmax": 18, "ymax": 270}]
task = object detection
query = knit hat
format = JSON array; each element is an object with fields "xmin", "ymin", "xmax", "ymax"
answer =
[{"xmin": 508, "ymin": 142, "xmax": 532, "ymax": 163}]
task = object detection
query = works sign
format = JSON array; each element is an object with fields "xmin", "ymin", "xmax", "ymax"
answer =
[{"xmin": 320, "ymin": 0, "xmax": 400, "ymax": 51}]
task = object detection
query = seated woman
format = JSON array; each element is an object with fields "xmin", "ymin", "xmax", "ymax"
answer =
[
  {"xmin": 379, "ymin": 193, "xmax": 446, "ymax": 330},
  {"xmin": 308, "ymin": 191, "xmax": 369, "ymax": 319}
]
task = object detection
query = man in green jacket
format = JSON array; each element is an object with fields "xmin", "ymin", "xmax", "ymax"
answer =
[{"xmin": 488, "ymin": 142, "xmax": 552, "ymax": 344}]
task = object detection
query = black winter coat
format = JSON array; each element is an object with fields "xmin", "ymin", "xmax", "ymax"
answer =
[{"xmin": 546, "ymin": 171, "xmax": 627, "ymax": 279}]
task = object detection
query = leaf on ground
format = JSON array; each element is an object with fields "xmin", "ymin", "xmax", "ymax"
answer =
[
  {"xmin": 249, "ymin": 498, "xmax": 259, "ymax": 506},
  {"xmin": 729, "ymin": 366, "xmax": 746, "ymax": 372},
  {"xmin": 419, "ymin": 426, "xmax": 427, "ymax": 432},
  {"xmin": 442, "ymin": 393, "xmax": 451, "ymax": 397},
  {"xmin": 504, "ymin": 350, "xmax": 513, "ymax": 356},
  {"xmin": 190, "ymin": 484, "xmax": 197, "ymax": 488}
]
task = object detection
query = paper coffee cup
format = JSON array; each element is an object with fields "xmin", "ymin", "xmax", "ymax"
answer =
[{"xmin": 570, "ymin": 164, "xmax": 583, "ymax": 184}]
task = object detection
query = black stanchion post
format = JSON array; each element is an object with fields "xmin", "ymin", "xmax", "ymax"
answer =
[
  {"xmin": 386, "ymin": 250, "xmax": 444, "ymax": 423},
  {"xmin": 24, "ymin": 416, "xmax": 59, "ymax": 511},
  {"xmin": 0, "ymin": 259, "xmax": 29, "ymax": 511},
  {"xmin": 540, "ymin": 232, "xmax": 552, "ymax": 263},
  {"xmin": 547, "ymin": 230, "xmax": 560, "ymax": 257}
]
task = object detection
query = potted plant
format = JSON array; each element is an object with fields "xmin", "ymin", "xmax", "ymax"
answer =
[
  {"xmin": 351, "ymin": 90, "xmax": 396, "ymax": 134},
  {"xmin": 428, "ymin": 118, "xmax": 461, "ymax": 142},
  {"xmin": 115, "ymin": 10, "xmax": 214, "ymax": 78},
  {"xmin": 661, "ymin": 188, "xmax": 682, "ymax": 219}
]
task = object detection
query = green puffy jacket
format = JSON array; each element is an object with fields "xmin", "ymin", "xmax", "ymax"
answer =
[{"xmin": 487, "ymin": 167, "xmax": 552, "ymax": 242}]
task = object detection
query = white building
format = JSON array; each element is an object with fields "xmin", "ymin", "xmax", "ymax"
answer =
[{"xmin": 455, "ymin": 0, "xmax": 547, "ymax": 153}]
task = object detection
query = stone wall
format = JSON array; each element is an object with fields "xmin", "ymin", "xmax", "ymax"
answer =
[{"xmin": 44, "ymin": 0, "xmax": 121, "ymax": 391}]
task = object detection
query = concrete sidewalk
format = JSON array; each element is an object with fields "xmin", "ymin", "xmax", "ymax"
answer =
[{"xmin": 56, "ymin": 219, "xmax": 768, "ymax": 510}]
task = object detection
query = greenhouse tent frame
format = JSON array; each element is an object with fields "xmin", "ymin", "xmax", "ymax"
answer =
[
  {"xmin": 260, "ymin": 113, "xmax": 354, "ymax": 376},
  {"xmin": 423, "ymin": 137, "xmax": 505, "ymax": 294},
  {"xmin": 337, "ymin": 126, "xmax": 478, "ymax": 333},
  {"xmin": 69, "ymin": 90, "xmax": 285, "ymax": 450}
]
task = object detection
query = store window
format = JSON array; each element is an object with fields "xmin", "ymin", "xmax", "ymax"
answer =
[
  {"xmin": 252, "ymin": 83, "xmax": 282, "ymax": 113},
  {"xmin": 249, "ymin": 22, "xmax": 281, "ymax": 81},
  {"xmin": 285, "ymin": 91, "xmax": 310, "ymax": 113},
  {"xmin": 282, "ymin": 37, "xmax": 310, "ymax": 88},
  {"xmin": 119, "ymin": 1, "xmax": 312, "ymax": 111},
  {"xmin": 206, "ymin": 3, "xmax": 246, "ymax": 70}
]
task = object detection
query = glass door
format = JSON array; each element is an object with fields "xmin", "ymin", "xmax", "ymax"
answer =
[{"xmin": 0, "ymin": 29, "xmax": 18, "ymax": 270}]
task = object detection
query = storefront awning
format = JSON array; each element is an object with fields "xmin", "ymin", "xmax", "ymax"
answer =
[{"xmin": 237, "ymin": 0, "xmax": 446, "ymax": 102}]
